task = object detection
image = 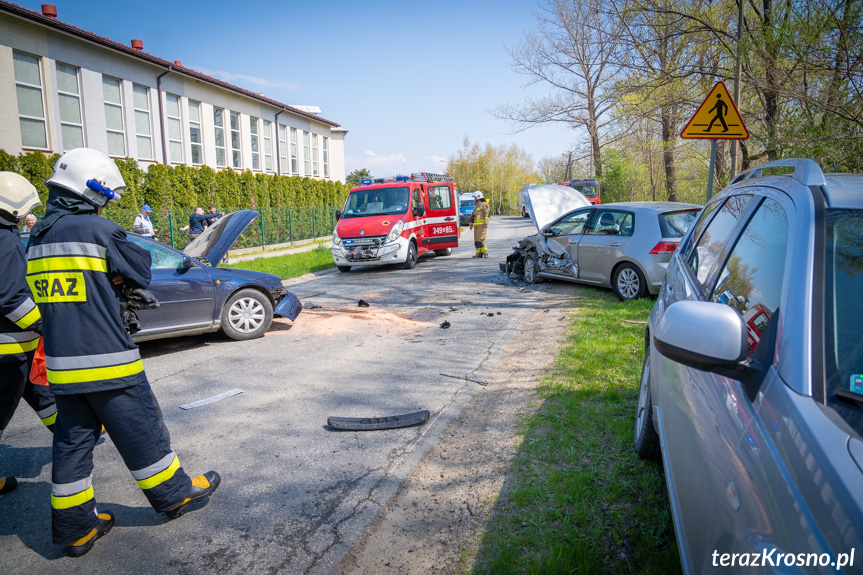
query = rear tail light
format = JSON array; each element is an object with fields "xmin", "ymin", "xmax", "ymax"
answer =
[{"xmin": 650, "ymin": 241, "xmax": 679, "ymax": 254}]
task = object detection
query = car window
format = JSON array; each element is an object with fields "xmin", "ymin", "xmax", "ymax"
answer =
[
  {"xmin": 711, "ymin": 198, "xmax": 788, "ymax": 357},
  {"xmin": 688, "ymin": 194, "xmax": 754, "ymax": 288},
  {"xmin": 552, "ymin": 210, "xmax": 591, "ymax": 236},
  {"xmin": 128, "ymin": 236, "xmax": 185, "ymax": 269},
  {"xmin": 586, "ymin": 210, "xmax": 633, "ymax": 237},
  {"xmin": 428, "ymin": 186, "xmax": 451, "ymax": 210},
  {"xmin": 825, "ymin": 209, "xmax": 863, "ymax": 432},
  {"xmin": 659, "ymin": 210, "xmax": 700, "ymax": 238}
]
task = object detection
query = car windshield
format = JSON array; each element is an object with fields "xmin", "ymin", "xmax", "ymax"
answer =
[
  {"xmin": 460, "ymin": 200, "xmax": 476, "ymax": 209},
  {"xmin": 825, "ymin": 208, "xmax": 863, "ymax": 433},
  {"xmin": 659, "ymin": 209, "xmax": 700, "ymax": 238},
  {"xmin": 569, "ymin": 183, "xmax": 599, "ymax": 199},
  {"xmin": 128, "ymin": 235, "xmax": 186, "ymax": 269},
  {"xmin": 342, "ymin": 187, "xmax": 409, "ymax": 218}
]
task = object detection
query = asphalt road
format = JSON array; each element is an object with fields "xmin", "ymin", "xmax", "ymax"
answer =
[{"xmin": 0, "ymin": 215, "xmax": 546, "ymax": 575}]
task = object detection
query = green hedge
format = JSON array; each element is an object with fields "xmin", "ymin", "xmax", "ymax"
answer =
[{"xmin": 0, "ymin": 149, "xmax": 350, "ymax": 213}]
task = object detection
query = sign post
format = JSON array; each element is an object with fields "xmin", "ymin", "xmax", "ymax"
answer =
[{"xmin": 680, "ymin": 81, "xmax": 749, "ymax": 201}]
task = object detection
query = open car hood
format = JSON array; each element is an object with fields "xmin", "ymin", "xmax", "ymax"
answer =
[
  {"xmin": 184, "ymin": 210, "xmax": 258, "ymax": 266},
  {"xmin": 525, "ymin": 185, "xmax": 591, "ymax": 231}
]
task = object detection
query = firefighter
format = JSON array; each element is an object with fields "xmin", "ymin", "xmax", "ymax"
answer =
[
  {"xmin": 27, "ymin": 148, "xmax": 220, "ymax": 557},
  {"xmin": 469, "ymin": 193, "xmax": 490, "ymax": 258},
  {"xmin": 1, "ymin": 172, "xmax": 57, "ymax": 496}
]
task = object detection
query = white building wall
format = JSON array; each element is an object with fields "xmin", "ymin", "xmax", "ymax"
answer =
[{"xmin": 0, "ymin": 12, "xmax": 346, "ymax": 184}]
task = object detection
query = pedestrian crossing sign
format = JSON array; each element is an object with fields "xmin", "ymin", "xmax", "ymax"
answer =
[{"xmin": 680, "ymin": 81, "xmax": 749, "ymax": 140}]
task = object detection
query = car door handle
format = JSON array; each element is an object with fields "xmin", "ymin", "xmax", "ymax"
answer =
[{"xmin": 610, "ymin": 242, "xmax": 622, "ymax": 247}]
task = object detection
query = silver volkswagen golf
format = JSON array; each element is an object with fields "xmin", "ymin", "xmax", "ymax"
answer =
[{"xmin": 635, "ymin": 159, "xmax": 863, "ymax": 573}]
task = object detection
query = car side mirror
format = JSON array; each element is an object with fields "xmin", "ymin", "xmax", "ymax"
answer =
[
  {"xmin": 335, "ymin": 209, "xmax": 342, "ymax": 220},
  {"xmin": 413, "ymin": 204, "xmax": 426, "ymax": 218},
  {"xmin": 181, "ymin": 256, "xmax": 193, "ymax": 270},
  {"xmin": 540, "ymin": 225, "xmax": 554, "ymax": 236},
  {"xmin": 653, "ymin": 300, "xmax": 766, "ymax": 394}
]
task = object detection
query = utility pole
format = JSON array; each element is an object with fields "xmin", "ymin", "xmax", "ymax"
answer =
[{"xmin": 729, "ymin": 0, "xmax": 744, "ymax": 177}]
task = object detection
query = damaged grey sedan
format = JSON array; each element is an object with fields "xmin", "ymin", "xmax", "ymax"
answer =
[{"xmin": 503, "ymin": 185, "xmax": 702, "ymax": 300}]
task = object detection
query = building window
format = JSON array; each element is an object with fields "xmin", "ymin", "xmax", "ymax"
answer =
[
  {"xmin": 290, "ymin": 127, "xmax": 299, "ymax": 174},
  {"xmin": 102, "ymin": 76, "xmax": 126, "ymax": 157},
  {"xmin": 213, "ymin": 107, "xmax": 227, "ymax": 168},
  {"xmin": 14, "ymin": 51, "xmax": 48, "ymax": 149},
  {"xmin": 230, "ymin": 111, "xmax": 242, "ymax": 169},
  {"xmin": 322, "ymin": 136, "xmax": 329, "ymax": 178},
  {"xmin": 303, "ymin": 131, "xmax": 311, "ymax": 176},
  {"xmin": 250, "ymin": 116, "xmax": 260, "ymax": 170},
  {"xmin": 263, "ymin": 120, "xmax": 273, "ymax": 172},
  {"xmin": 278, "ymin": 124, "xmax": 288, "ymax": 174},
  {"xmin": 311, "ymin": 133, "xmax": 319, "ymax": 177},
  {"xmin": 56, "ymin": 63, "xmax": 84, "ymax": 151},
  {"xmin": 132, "ymin": 84, "xmax": 152, "ymax": 160},
  {"xmin": 166, "ymin": 93, "xmax": 183, "ymax": 163},
  {"xmin": 188, "ymin": 100, "xmax": 203, "ymax": 165}
]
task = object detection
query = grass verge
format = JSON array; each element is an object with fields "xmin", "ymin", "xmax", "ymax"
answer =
[
  {"xmin": 471, "ymin": 286, "xmax": 679, "ymax": 575},
  {"xmin": 224, "ymin": 245, "xmax": 335, "ymax": 279}
]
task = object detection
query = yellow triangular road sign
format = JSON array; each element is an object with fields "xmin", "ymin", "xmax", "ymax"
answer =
[{"xmin": 680, "ymin": 81, "xmax": 749, "ymax": 140}]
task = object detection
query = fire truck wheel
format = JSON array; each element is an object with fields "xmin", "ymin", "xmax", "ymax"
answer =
[
  {"xmin": 337, "ymin": 265, "xmax": 351, "ymax": 273},
  {"xmin": 434, "ymin": 248, "xmax": 452, "ymax": 256},
  {"xmin": 523, "ymin": 253, "xmax": 542, "ymax": 284},
  {"xmin": 221, "ymin": 288, "xmax": 274, "ymax": 341},
  {"xmin": 403, "ymin": 241, "xmax": 418, "ymax": 269}
]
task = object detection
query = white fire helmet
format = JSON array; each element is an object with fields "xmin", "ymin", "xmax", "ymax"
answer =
[
  {"xmin": 474, "ymin": 192, "xmax": 484, "ymax": 200},
  {"xmin": 0, "ymin": 171, "xmax": 41, "ymax": 225},
  {"xmin": 45, "ymin": 148, "xmax": 126, "ymax": 207}
]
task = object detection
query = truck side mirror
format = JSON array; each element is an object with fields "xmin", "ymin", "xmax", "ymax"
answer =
[
  {"xmin": 335, "ymin": 209, "xmax": 342, "ymax": 220},
  {"xmin": 413, "ymin": 204, "xmax": 426, "ymax": 218}
]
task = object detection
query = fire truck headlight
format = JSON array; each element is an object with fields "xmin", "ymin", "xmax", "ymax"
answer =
[
  {"xmin": 387, "ymin": 220, "xmax": 404, "ymax": 242},
  {"xmin": 333, "ymin": 229, "xmax": 341, "ymax": 247}
]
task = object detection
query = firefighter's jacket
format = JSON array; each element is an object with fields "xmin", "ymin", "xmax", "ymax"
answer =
[
  {"xmin": 472, "ymin": 201, "xmax": 490, "ymax": 242},
  {"xmin": 26, "ymin": 214, "xmax": 152, "ymax": 395},
  {"xmin": 0, "ymin": 224, "xmax": 41, "ymax": 364}
]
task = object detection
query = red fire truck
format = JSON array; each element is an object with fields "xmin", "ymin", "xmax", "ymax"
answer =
[
  {"xmin": 562, "ymin": 178, "xmax": 602, "ymax": 205},
  {"xmin": 331, "ymin": 172, "xmax": 460, "ymax": 272}
]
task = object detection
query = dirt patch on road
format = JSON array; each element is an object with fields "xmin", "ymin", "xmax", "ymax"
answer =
[
  {"xmin": 333, "ymin": 285, "xmax": 574, "ymax": 575},
  {"xmin": 271, "ymin": 308, "xmax": 434, "ymax": 338}
]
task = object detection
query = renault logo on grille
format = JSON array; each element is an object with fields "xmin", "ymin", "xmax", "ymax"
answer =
[{"xmin": 360, "ymin": 229, "xmax": 365, "ymax": 235}]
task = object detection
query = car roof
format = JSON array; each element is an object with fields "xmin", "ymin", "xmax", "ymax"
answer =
[
  {"xmin": 823, "ymin": 174, "xmax": 863, "ymax": 209},
  {"xmin": 599, "ymin": 201, "xmax": 703, "ymax": 211}
]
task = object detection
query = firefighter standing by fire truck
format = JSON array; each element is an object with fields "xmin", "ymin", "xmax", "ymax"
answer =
[
  {"xmin": 0, "ymin": 172, "xmax": 57, "ymax": 496},
  {"xmin": 470, "ymin": 193, "xmax": 490, "ymax": 258},
  {"xmin": 27, "ymin": 148, "xmax": 220, "ymax": 556}
]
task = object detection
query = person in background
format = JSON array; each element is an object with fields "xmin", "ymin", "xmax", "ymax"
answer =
[
  {"xmin": 470, "ymin": 193, "xmax": 490, "ymax": 258},
  {"xmin": 23, "ymin": 214, "xmax": 37, "ymax": 232},
  {"xmin": 132, "ymin": 205, "xmax": 157, "ymax": 238},
  {"xmin": 179, "ymin": 207, "xmax": 212, "ymax": 244},
  {"xmin": 204, "ymin": 204, "xmax": 222, "ymax": 228}
]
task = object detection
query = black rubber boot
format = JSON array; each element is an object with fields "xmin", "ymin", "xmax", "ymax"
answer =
[
  {"xmin": 166, "ymin": 471, "xmax": 221, "ymax": 519},
  {"xmin": 67, "ymin": 510, "xmax": 114, "ymax": 557}
]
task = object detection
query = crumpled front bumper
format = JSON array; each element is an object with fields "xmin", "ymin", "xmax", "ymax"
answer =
[
  {"xmin": 330, "ymin": 237, "xmax": 408, "ymax": 267},
  {"xmin": 274, "ymin": 290, "xmax": 302, "ymax": 320}
]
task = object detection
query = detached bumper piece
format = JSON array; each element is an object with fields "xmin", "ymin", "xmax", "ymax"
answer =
[{"xmin": 327, "ymin": 410, "xmax": 430, "ymax": 431}]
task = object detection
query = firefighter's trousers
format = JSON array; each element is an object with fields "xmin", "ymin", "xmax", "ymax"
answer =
[
  {"xmin": 51, "ymin": 379, "xmax": 192, "ymax": 544},
  {"xmin": 0, "ymin": 352, "xmax": 56, "ymax": 432},
  {"xmin": 473, "ymin": 224, "xmax": 488, "ymax": 256}
]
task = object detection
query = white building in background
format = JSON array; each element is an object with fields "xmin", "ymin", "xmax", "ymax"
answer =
[{"xmin": 0, "ymin": 1, "xmax": 348, "ymax": 182}]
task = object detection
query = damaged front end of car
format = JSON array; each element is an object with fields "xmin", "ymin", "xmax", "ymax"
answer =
[{"xmin": 503, "ymin": 232, "xmax": 579, "ymax": 283}]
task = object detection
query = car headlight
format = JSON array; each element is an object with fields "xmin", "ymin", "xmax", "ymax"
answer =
[
  {"xmin": 333, "ymin": 229, "xmax": 341, "ymax": 247},
  {"xmin": 387, "ymin": 220, "xmax": 404, "ymax": 242}
]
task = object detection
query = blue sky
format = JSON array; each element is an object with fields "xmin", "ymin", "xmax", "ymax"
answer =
[{"xmin": 22, "ymin": 0, "xmax": 579, "ymax": 178}]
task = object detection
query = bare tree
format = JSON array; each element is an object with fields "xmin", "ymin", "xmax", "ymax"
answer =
[{"xmin": 494, "ymin": 0, "xmax": 625, "ymax": 177}]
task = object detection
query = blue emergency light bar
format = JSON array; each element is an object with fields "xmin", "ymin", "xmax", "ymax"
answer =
[{"xmin": 361, "ymin": 179, "xmax": 372, "ymax": 185}]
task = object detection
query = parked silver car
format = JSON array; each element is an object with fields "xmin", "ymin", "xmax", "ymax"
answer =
[
  {"xmin": 635, "ymin": 159, "xmax": 863, "ymax": 573},
  {"xmin": 502, "ymin": 184, "xmax": 701, "ymax": 300}
]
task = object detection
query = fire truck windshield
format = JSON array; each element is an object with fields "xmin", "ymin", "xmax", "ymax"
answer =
[
  {"xmin": 570, "ymin": 184, "xmax": 599, "ymax": 199},
  {"xmin": 342, "ymin": 187, "xmax": 410, "ymax": 218}
]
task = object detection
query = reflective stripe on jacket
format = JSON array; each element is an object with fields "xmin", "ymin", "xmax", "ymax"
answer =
[
  {"xmin": 0, "ymin": 225, "xmax": 41, "ymax": 363},
  {"xmin": 26, "ymin": 214, "xmax": 152, "ymax": 394}
]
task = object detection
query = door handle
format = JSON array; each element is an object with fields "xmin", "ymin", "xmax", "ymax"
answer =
[
  {"xmin": 610, "ymin": 242, "xmax": 622, "ymax": 247},
  {"xmin": 444, "ymin": 217, "xmax": 454, "ymax": 221}
]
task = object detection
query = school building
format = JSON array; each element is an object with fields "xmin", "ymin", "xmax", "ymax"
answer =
[{"xmin": 0, "ymin": 2, "xmax": 348, "ymax": 182}]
